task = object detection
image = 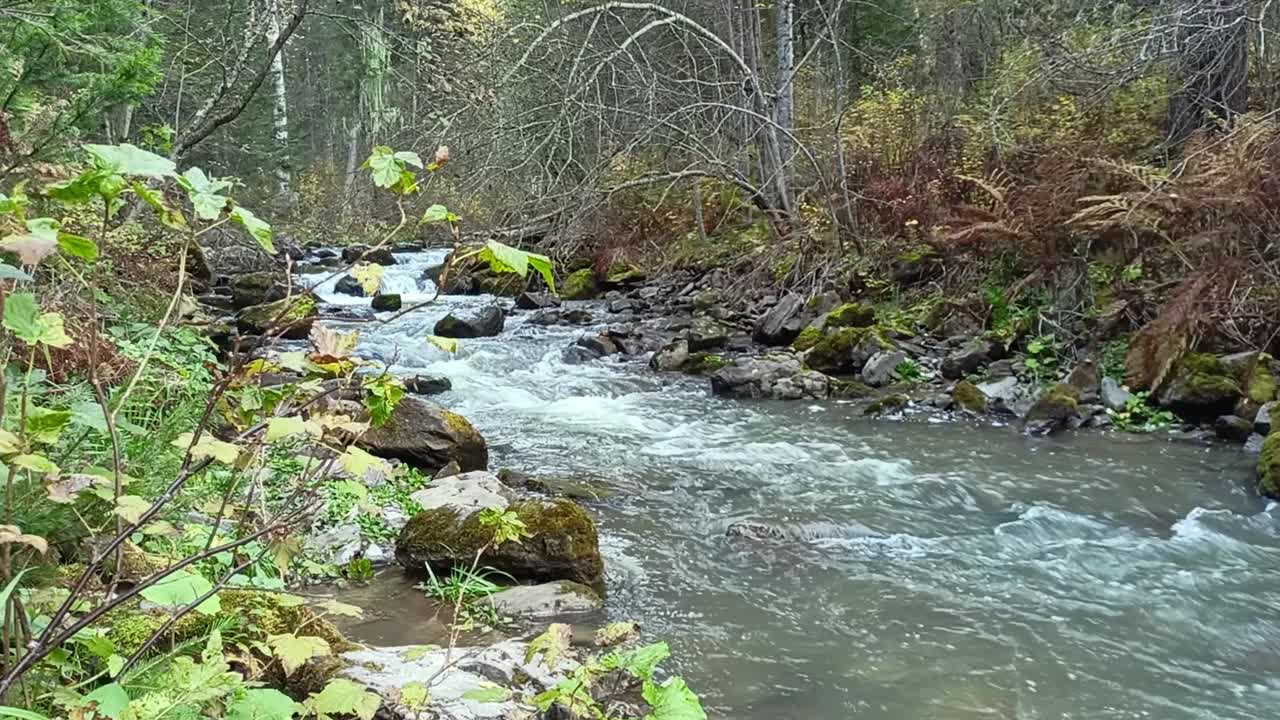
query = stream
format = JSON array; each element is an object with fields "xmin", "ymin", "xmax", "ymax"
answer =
[{"xmin": 306, "ymin": 250, "xmax": 1280, "ymax": 720}]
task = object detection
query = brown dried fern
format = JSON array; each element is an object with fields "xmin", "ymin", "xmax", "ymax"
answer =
[{"xmin": 1124, "ymin": 273, "xmax": 1213, "ymax": 390}]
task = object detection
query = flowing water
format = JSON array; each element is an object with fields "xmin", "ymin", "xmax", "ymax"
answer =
[{"xmin": 307, "ymin": 251, "xmax": 1280, "ymax": 720}]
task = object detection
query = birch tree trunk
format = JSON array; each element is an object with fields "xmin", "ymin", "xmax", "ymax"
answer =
[
  {"xmin": 267, "ymin": 0, "xmax": 293, "ymax": 200},
  {"xmin": 775, "ymin": 0, "xmax": 794, "ymax": 161}
]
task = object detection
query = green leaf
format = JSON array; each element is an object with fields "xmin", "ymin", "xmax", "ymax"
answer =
[
  {"xmin": 305, "ymin": 679, "xmax": 380, "ymax": 720},
  {"xmin": 131, "ymin": 182, "xmax": 187, "ymax": 229},
  {"xmin": 227, "ymin": 688, "xmax": 302, "ymax": 720},
  {"xmin": 113, "ymin": 495, "xmax": 151, "ymax": 524},
  {"xmin": 399, "ymin": 681, "xmax": 429, "ymax": 710},
  {"xmin": 83, "ymin": 682, "xmax": 130, "ymax": 720},
  {"xmin": 364, "ymin": 147, "xmax": 402, "ymax": 189},
  {"xmin": 399, "ymin": 645, "xmax": 440, "ymax": 662},
  {"xmin": 0, "ymin": 707, "xmax": 51, "ymax": 720},
  {"xmin": 479, "ymin": 240, "xmax": 555, "ymax": 292},
  {"xmin": 316, "ymin": 599, "xmax": 364, "ymax": 618},
  {"xmin": 12, "ymin": 454, "xmax": 58, "ymax": 475},
  {"xmin": 0, "ymin": 430, "xmax": 17, "ymax": 455},
  {"xmin": 106, "ymin": 654, "xmax": 125, "ymax": 678},
  {"xmin": 84, "ymin": 143, "xmax": 176, "ymax": 178},
  {"xmin": 139, "ymin": 570, "xmax": 221, "ymax": 614},
  {"xmin": 1, "ymin": 218, "xmax": 59, "ymax": 265},
  {"xmin": 603, "ymin": 642, "xmax": 670, "ymax": 681},
  {"xmin": 3, "ymin": 293, "xmax": 73, "ymax": 347},
  {"xmin": 525, "ymin": 623, "xmax": 571, "ymax": 668},
  {"xmin": 0, "ymin": 264, "xmax": 31, "ymax": 282},
  {"xmin": 268, "ymin": 634, "xmax": 331, "ymax": 676},
  {"xmin": 427, "ymin": 335, "xmax": 458, "ymax": 354},
  {"xmin": 461, "ymin": 685, "xmax": 511, "ymax": 703},
  {"xmin": 230, "ymin": 206, "xmax": 276, "ymax": 254},
  {"xmin": 393, "ymin": 151, "xmax": 424, "ymax": 168},
  {"xmin": 421, "ymin": 204, "xmax": 450, "ymax": 224},
  {"xmin": 27, "ymin": 406, "xmax": 72, "ymax": 445},
  {"xmin": 267, "ymin": 416, "xmax": 311, "ymax": 442},
  {"xmin": 642, "ymin": 677, "xmax": 706, "ymax": 720},
  {"xmin": 338, "ymin": 447, "xmax": 392, "ymax": 482},
  {"xmin": 57, "ymin": 233, "xmax": 98, "ymax": 262},
  {"xmin": 180, "ymin": 168, "xmax": 231, "ymax": 220},
  {"xmin": 0, "ymin": 190, "xmax": 28, "ymax": 217}
]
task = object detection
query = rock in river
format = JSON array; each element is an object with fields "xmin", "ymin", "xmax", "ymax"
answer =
[
  {"xmin": 489, "ymin": 580, "xmax": 604, "ymax": 621},
  {"xmin": 434, "ymin": 305, "xmax": 505, "ymax": 338},
  {"xmin": 397, "ymin": 498, "xmax": 605, "ymax": 588},
  {"xmin": 710, "ymin": 352, "xmax": 829, "ymax": 400},
  {"xmin": 358, "ymin": 395, "xmax": 488, "ymax": 473},
  {"xmin": 752, "ymin": 294, "xmax": 805, "ymax": 346}
]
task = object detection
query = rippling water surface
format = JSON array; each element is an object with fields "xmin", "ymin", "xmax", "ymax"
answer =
[{"xmin": 309, "ymin": 251, "xmax": 1279, "ymax": 720}]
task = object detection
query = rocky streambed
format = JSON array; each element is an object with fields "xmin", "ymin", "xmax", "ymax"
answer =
[{"xmin": 201, "ymin": 247, "xmax": 1280, "ymax": 719}]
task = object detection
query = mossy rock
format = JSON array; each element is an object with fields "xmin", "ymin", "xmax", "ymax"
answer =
[
  {"xmin": 1157, "ymin": 353, "xmax": 1243, "ymax": 415},
  {"xmin": 823, "ymin": 303, "xmax": 876, "ymax": 329},
  {"xmin": 1258, "ymin": 432, "xmax": 1280, "ymax": 499},
  {"xmin": 236, "ymin": 293, "xmax": 317, "ymax": 340},
  {"xmin": 952, "ymin": 380, "xmax": 988, "ymax": 414},
  {"xmin": 358, "ymin": 395, "xmax": 488, "ymax": 473},
  {"xmin": 791, "ymin": 327, "xmax": 823, "ymax": 352},
  {"xmin": 603, "ymin": 263, "xmax": 645, "ymax": 286},
  {"xmin": 1026, "ymin": 383, "xmax": 1081, "ymax": 422},
  {"xmin": 230, "ymin": 271, "xmax": 287, "ymax": 309},
  {"xmin": 562, "ymin": 269, "xmax": 599, "ymax": 300},
  {"xmin": 686, "ymin": 353, "xmax": 729, "ymax": 375},
  {"xmin": 396, "ymin": 499, "xmax": 605, "ymax": 589},
  {"xmin": 806, "ymin": 327, "xmax": 893, "ymax": 375},
  {"xmin": 1245, "ymin": 354, "xmax": 1278, "ymax": 405},
  {"xmin": 830, "ymin": 379, "xmax": 874, "ymax": 399},
  {"xmin": 864, "ymin": 394, "xmax": 909, "ymax": 416}
]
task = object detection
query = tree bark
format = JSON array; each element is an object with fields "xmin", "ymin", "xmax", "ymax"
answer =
[
  {"xmin": 1168, "ymin": 0, "xmax": 1249, "ymax": 146},
  {"xmin": 267, "ymin": 0, "xmax": 293, "ymax": 201}
]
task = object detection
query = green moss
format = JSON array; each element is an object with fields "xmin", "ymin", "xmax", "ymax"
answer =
[
  {"xmin": 237, "ymin": 293, "xmax": 318, "ymax": 338},
  {"xmin": 952, "ymin": 381, "xmax": 988, "ymax": 414},
  {"xmin": 864, "ymin": 394, "xmax": 909, "ymax": 415},
  {"xmin": 561, "ymin": 269, "xmax": 598, "ymax": 300},
  {"xmin": 1247, "ymin": 355, "xmax": 1277, "ymax": 404},
  {"xmin": 605, "ymin": 263, "xmax": 645, "ymax": 284},
  {"xmin": 791, "ymin": 327, "xmax": 823, "ymax": 352},
  {"xmin": 830, "ymin": 380, "xmax": 874, "ymax": 399},
  {"xmin": 440, "ymin": 409, "xmax": 482, "ymax": 443},
  {"xmin": 806, "ymin": 327, "xmax": 892, "ymax": 374},
  {"xmin": 687, "ymin": 353, "xmax": 728, "ymax": 375},
  {"xmin": 1026, "ymin": 383, "xmax": 1081, "ymax": 422},
  {"xmin": 824, "ymin": 303, "xmax": 876, "ymax": 329},
  {"xmin": 1259, "ymin": 432, "xmax": 1280, "ymax": 498},
  {"xmin": 474, "ymin": 272, "xmax": 524, "ymax": 297}
]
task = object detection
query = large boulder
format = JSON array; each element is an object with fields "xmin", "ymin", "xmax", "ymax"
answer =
[
  {"xmin": 687, "ymin": 316, "xmax": 730, "ymax": 352},
  {"xmin": 341, "ymin": 244, "xmax": 397, "ymax": 265},
  {"xmin": 561, "ymin": 269, "xmax": 599, "ymax": 300},
  {"xmin": 818, "ymin": 302, "xmax": 876, "ymax": 330},
  {"xmin": 410, "ymin": 471, "xmax": 513, "ymax": 514},
  {"xmin": 752, "ymin": 294, "xmax": 805, "ymax": 346},
  {"xmin": 489, "ymin": 581, "xmax": 604, "ymax": 621},
  {"xmin": 805, "ymin": 327, "xmax": 892, "ymax": 375},
  {"xmin": 334, "ymin": 275, "xmax": 365, "ymax": 297},
  {"xmin": 358, "ymin": 395, "xmax": 488, "ymax": 473},
  {"xmin": 230, "ymin": 271, "xmax": 287, "ymax": 308},
  {"xmin": 1024, "ymin": 383, "xmax": 1081, "ymax": 435},
  {"xmin": 862, "ymin": 350, "xmax": 907, "ymax": 387},
  {"xmin": 236, "ymin": 294, "xmax": 317, "ymax": 339},
  {"xmin": 396, "ymin": 498, "xmax": 605, "ymax": 587},
  {"xmin": 710, "ymin": 352, "xmax": 830, "ymax": 400},
  {"xmin": 370, "ymin": 293, "xmax": 401, "ymax": 312},
  {"xmin": 941, "ymin": 338, "xmax": 1002, "ymax": 380},
  {"xmin": 952, "ymin": 380, "xmax": 988, "ymax": 414},
  {"xmin": 515, "ymin": 291, "xmax": 560, "ymax": 310},
  {"xmin": 434, "ymin": 306, "xmax": 505, "ymax": 338},
  {"xmin": 1157, "ymin": 353, "xmax": 1244, "ymax": 417}
]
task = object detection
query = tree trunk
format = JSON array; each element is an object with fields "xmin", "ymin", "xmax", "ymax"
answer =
[
  {"xmin": 267, "ymin": 0, "xmax": 293, "ymax": 201},
  {"xmin": 1168, "ymin": 0, "xmax": 1249, "ymax": 146},
  {"xmin": 775, "ymin": 0, "xmax": 794, "ymax": 162}
]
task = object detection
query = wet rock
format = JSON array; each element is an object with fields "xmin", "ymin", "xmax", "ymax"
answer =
[
  {"xmin": 404, "ymin": 373, "xmax": 452, "ymax": 396},
  {"xmin": 710, "ymin": 352, "xmax": 829, "ymax": 400},
  {"xmin": 941, "ymin": 338, "xmax": 1002, "ymax": 380},
  {"xmin": 988, "ymin": 359, "xmax": 1016, "ymax": 379},
  {"xmin": 1157, "ymin": 353, "xmax": 1244, "ymax": 417},
  {"xmin": 752, "ymin": 294, "xmax": 805, "ymax": 346},
  {"xmin": 1066, "ymin": 360, "xmax": 1100, "ymax": 398},
  {"xmin": 358, "ymin": 395, "xmax": 488, "ymax": 473},
  {"xmin": 436, "ymin": 460, "xmax": 462, "ymax": 479},
  {"xmin": 608, "ymin": 299, "xmax": 638, "ymax": 314},
  {"xmin": 1215, "ymin": 415, "xmax": 1253, "ymax": 443},
  {"xmin": 638, "ymin": 285, "xmax": 661, "ymax": 300},
  {"xmin": 341, "ymin": 641, "xmax": 574, "ymax": 720},
  {"xmin": 952, "ymin": 380, "xmax": 988, "ymax": 414},
  {"xmin": 562, "ymin": 269, "xmax": 599, "ymax": 300},
  {"xmin": 806, "ymin": 327, "xmax": 893, "ymax": 375},
  {"xmin": 819, "ymin": 302, "xmax": 876, "ymax": 330},
  {"xmin": 230, "ymin": 271, "xmax": 287, "ymax": 308},
  {"xmin": 650, "ymin": 339, "xmax": 691, "ymax": 372},
  {"xmin": 236, "ymin": 294, "xmax": 318, "ymax": 340},
  {"xmin": 515, "ymin": 291, "xmax": 560, "ymax": 310},
  {"xmin": 434, "ymin": 306, "xmax": 505, "ymax": 338},
  {"xmin": 409, "ymin": 471, "xmax": 513, "ymax": 515},
  {"xmin": 489, "ymin": 581, "xmax": 604, "ymax": 621},
  {"xmin": 530, "ymin": 308, "xmax": 594, "ymax": 326},
  {"xmin": 397, "ymin": 499, "xmax": 604, "ymax": 587},
  {"xmin": 1256, "ymin": 401, "xmax": 1278, "ymax": 436},
  {"xmin": 334, "ymin": 275, "xmax": 365, "ymax": 297},
  {"xmin": 1024, "ymin": 383, "xmax": 1081, "ymax": 435},
  {"xmin": 574, "ymin": 334, "xmax": 619, "ymax": 360},
  {"xmin": 341, "ymin": 244, "xmax": 396, "ymax": 265},
  {"xmin": 862, "ymin": 350, "xmax": 907, "ymax": 388},
  {"xmin": 601, "ymin": 263, "xmax": 645, "ymax": 288},
  {"xmin": 864, "ymin": 394, "xmax": 909, "ymax": 416},
  {"xmin": 726, "ymin": 519, "xmax": 878, "ymax": 543},
  {"xmin": 1101, "ymin": 377, "xmax": 1131, "ymax": 412},
  {"xmin": 977, "ymin": 376, "xmax": 1020, "ymax": 408},
  {"xmin": 685, "ymin": 317, "xmax": 728, "ymax": 352},
  {"xmin": 370, "ymin": 293, "xmax": 401, "ymax": 312},
  {"xmin": 1258, "ymin": 432, "xmax": 1280, "ymax": 498}
]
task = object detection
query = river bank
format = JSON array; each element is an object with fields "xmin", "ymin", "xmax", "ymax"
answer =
[{"xmin": 193, "ymin": 243, "xmax": 1280, "ymax": 719}]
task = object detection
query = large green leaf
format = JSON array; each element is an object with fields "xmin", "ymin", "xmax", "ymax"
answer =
[
  {"xmin": 642, "ymin": 677, "xmax": 706, "ymax": 720},
  {"xmin": 3, "ymin": 293, "xmax": 72, "ymax": 347},
  {"xmin": 84, "ymin": 143, "xmax": 176, "ymax": 178},
  {"xmin": 0, "ymin": 707, "xmax": 50, "ymax": 720},
  {"xmin": 84, "ymin": 682, "xmax": 130, "ymax": 720},
  {"xmin": 364, "ymin": 147, "xmax": 401, "ymax": 189},
  {"xmin": 227, "ymin": 688, "xmax": 301, "ymax": 720},
  {"xmin": 603, "ymin": 642, "xmax": 670, "ymax": 681},
  {"xmin": 57, "ymin": 233, "xmax": 98, "ymax": 262},
  {"xmin": 139, "ymin": 569, "xmax": 221, "ymax": 615},
  {"xmin": 267, "ymin": 634, "xmax": 331, "ymax": 676},
  {"xmin": 230, "ymin": 206, "xmax": 275, "ymax": 254},
  {"xmin": 477, "ymin": 240, "xmax": 556, "ymax": 292},
  {"xmin": 131, "ymin": 182, "xmax": 187, "ymax": 229},
  {"xmin": 179, "ymin": 168, "xmax": 232, "ymax": 220},
  {"xmin": 305, "ymin": 679, "xmax": 380, "ymax": 720}
]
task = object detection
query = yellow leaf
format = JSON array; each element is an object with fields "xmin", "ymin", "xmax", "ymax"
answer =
[
  {"xmin": 338, "ymin": 447, "xmax": 391, "ymax": 482},
  {"xmin": 0, "ymin": 429, "xmax": 19, "ymax": 455},
  {"xmin": 115, "ymin": 495, "xmax": 151, "ymax": 523},
  {"xmin": 427, "ymin": 335, "xmax": 458, "ymax": 354},
  {"xmin": 352, "ymin": 263, "xmax": 384, "ymax": 296},
  {"xmin": 309, "ymin": 326, "xmax": 359, "ymax": 362},
  {"xmin": 316, "ymin": 599, "xmax": 364, "ymax": 618},
  {"xmin": 267, "ymin": 634, "xmax": 331, "ymax": 676},
  {"xmin": 12, "ymin": 454, "xmax": 58, "ymax": 475},
  {"xmin": 172, "ymin": 433, "xmax": 242, "ymax": 465},
  {"xmin": 0, "ymin": 525, "xmax": 47, "ymax": 555},
  {"xmin": 267, "ymin": 416, "xmax": 319, "ymax": 442}
]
